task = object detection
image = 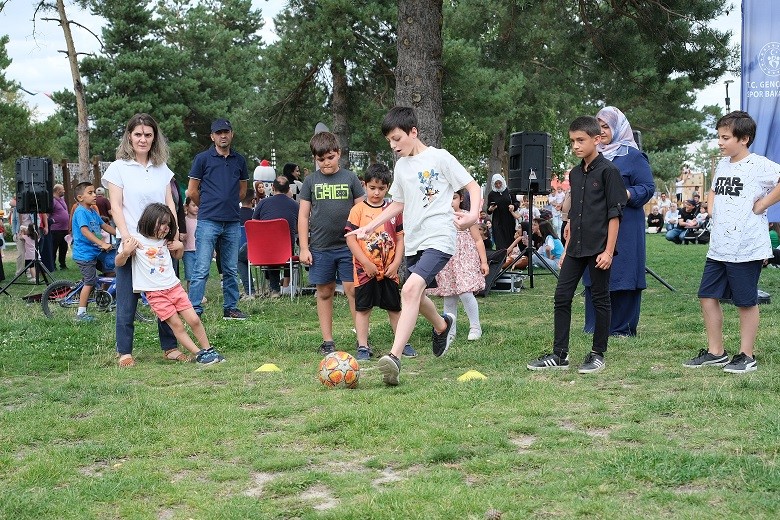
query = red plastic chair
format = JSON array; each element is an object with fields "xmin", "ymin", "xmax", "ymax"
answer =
[{"xmin": 244, "ymin": 219, "xmax": 301, "ymax": 300}]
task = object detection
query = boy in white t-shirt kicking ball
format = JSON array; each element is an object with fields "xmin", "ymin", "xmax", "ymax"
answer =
[{"xmin": 684, "ymin": 111, "xmax": 780, "ymax": 373}]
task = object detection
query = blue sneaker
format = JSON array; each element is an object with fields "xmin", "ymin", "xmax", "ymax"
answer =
[
  {"xmin": 402, "ymin": 344, "xmax": 418, "ymax": 358},
  {"xmin": 196, "ymin": 348, "xmax": 225, "ymax": 366},
  {"xmin": 356, "ymin": 346, "xmax": 372, "ymax": 361},
  {"xmin": 75, "ymin": 313, "xmax": 96, "ymax": 322}
]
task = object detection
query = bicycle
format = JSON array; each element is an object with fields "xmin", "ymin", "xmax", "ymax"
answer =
[{"xmin": 41, "ymin": 275, "xmax": 153, "ymax": 322}]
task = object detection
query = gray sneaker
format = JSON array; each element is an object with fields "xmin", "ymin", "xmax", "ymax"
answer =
[
  {"xmin": 377, "ymin": 354, "xmax": 401, "ymax": 386},
  {"xmin": 683, "ymin": 348, "xmax": 729, "ymax": 368},
  {"xmin": 578, "ymin": 352, "xmax": 605, "ymax": 374},
  {"xmin": 319, "ymin": 342, "xmax": 335, "ymax": 356},
  {"xmin": 432, "ymin": 313, "xmax": 455, "ymax": 357},
  {"xmin": 723, "ymin": 353, "xmax": 757, "ymax": 374}
]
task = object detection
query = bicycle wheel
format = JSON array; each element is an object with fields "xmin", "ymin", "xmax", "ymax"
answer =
[{"xmin": 41, "ymin": 280, "xmax": 79, "ymax": 319}]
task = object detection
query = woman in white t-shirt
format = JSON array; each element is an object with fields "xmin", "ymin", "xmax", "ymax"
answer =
[{"xmin": 103, "ymin": 113, "xmax": 185, "ymax": 368}]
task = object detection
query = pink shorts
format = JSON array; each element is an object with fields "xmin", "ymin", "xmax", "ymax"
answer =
[{"xmin": 145, "ymin": 284, "xmax": 193, "ymax": 322}]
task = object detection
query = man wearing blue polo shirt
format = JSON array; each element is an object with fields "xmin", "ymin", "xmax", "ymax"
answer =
[{"xmin": 186, "ymin": 118, "xmax": 249, "ymax": 320}]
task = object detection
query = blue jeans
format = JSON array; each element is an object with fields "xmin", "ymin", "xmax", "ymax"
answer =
[
  {"xmin": 182, "ymin": 251, "xmax": 196, "ymax": 283},
  {"xmin": 665, "ymin": 227, "xmax": 686, "ymax": 244},
  {"xmin": 189, "ymin": 219, "xmax": 240, "ymax": 314},
  {"xmin": 115, "ymin": 256, "xmax": 177, "ymax": 355}
]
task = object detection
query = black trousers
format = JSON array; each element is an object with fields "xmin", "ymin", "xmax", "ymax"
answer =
[
  {"xmin": 554, "ymin": 254, "xmax": 611, "ymax": 357},
  {"xmin": 52, "ymin": 230, "xmax": 69, "ymax": 268}
]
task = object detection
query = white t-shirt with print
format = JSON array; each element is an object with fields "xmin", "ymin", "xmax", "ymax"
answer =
[
  {"xmin": 708, "ymin": 153, "xmax": 780, "ymax": 262},
  {"xmin": 121, "ymin": 235, "xmax": 179, "ymax": 292},
  {"xmin": 388, "ymin": 147, "xmax": 474, "ymax": 255},
  {"xmin": 103, "ymin": 160, "xmax": 174, "ymax": 238}
]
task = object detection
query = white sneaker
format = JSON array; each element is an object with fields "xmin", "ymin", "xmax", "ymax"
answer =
[{"xmin": 467, "ymin": 328, "xmax": 482, "ymax": 341}]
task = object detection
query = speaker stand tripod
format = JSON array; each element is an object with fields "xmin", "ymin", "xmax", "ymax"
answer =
[
  {"xmin": 0, "ymin": 225, "xmax": 53, "ymax": 297},
  {"xmin": 522, "ymin": 179, "xmax": 559, "ymax": 288}
]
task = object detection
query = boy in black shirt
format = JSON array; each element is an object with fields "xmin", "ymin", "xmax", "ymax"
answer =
[{"xmin": 527, "ymin": 116, "xmax": 627, "ymax": 373}]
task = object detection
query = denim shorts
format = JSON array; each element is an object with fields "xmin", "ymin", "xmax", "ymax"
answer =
[
  {"xmin": 406, "ymin": 248, "xmax": 452, "ymax": 288},
  {"xmin": 698, "ymin": 258, "xmax": 763, "ymax": 307},
  {"xmin": 308, "ymin": 247, "xmax": 354, "ymax": 285}
]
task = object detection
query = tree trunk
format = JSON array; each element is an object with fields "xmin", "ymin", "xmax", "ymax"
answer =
[
  {"xmin": 395, "ymin": 0, "xmax": 443, "ymax": 147},
  {"xmin": 56, "ymin": 0, "xmax": 90, "ymax": 181},
  {"xmin": 330, "ymin": 58, "xmax": 350, "ymax": 170},
  {"xmin": 490, "ymin": 125, "xmax": 507, "ymax": 178}
]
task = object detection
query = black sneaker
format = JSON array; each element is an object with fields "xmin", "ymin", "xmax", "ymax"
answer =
[
  {"xmin": 578, "ymin": 352, "xmax": 605, "ymax": 374},
  {"xmin": 319, "ymin": 342, "xmax": 335, "ymax": 356},
  {"xmin": 431, "ymin": 313, "xmax": 455, "ymax": 357},
  {"xmin": 683, "ymin": 348, "xmax": 729, "ymax": 368},
  {"xmin": 723, "ymin": 353, "xmax": 757, "ymax": 374},
  {"xmin": 377, "ymin": 354, "xmax": 401, "ymax": 386},
  {"xmin": 223, "ymin": 308, "xmax": 247, "ymax": 320},
  {"xmin": 527, "ymin": 352, "xmax": 569, "ymax": 370}
]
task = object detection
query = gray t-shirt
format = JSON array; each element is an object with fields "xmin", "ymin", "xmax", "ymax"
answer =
[{"xmin": 299, "ymin": 167, "xmax": 364, "ymax": 250}]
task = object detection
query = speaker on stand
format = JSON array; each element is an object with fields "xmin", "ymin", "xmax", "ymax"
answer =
[
  {"xmin": 0, "ymin": 157, "xmax": 55, "ymax": 296},
  {"xmin": 505, "ymin": 132, "xmax": 555, "ymax": 288}
]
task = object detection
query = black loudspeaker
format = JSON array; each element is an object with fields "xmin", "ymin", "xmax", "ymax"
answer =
[
  {"xmin": 507, "ymin": 132, "xmax": 552, "ymax": 196},
  {"xmin": 16, "ymin": 157, "xmax": 54, "ymax": 214},
  {"xmin": 633, "ymin": 130, "xmax": 643, "ymax": 151}
]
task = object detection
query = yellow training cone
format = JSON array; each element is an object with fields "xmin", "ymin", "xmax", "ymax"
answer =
[
  {"xmin": 255, "ymin": 363, "xmax": 281, "ymax": 372},
  {"xmin": 457, "ymin": 370, "xmax": 487, "ymax": 382}
]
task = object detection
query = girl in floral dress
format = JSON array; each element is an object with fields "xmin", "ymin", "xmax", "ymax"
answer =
[{"xmin": 428, "ymin": 189, "xmax": 489, "ymax": 342}]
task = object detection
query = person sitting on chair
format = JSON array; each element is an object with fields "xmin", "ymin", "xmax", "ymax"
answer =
[
  {"xmin": 238, "ymin": 176, "xmax": 299, "ymax": 297},
  {"xmin": 646, "ymin": 205, "xmax": 664, "ymax": 233}
]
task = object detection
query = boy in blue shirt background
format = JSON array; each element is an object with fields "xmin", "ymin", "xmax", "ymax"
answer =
[{"xmin": 71, "ymin": 181, "xmax": 116, "ymax": 321}]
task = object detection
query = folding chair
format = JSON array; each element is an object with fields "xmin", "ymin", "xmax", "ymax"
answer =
[{"xmin": 244, "ymin": 219, "xmax": 302, "ymax": 300}]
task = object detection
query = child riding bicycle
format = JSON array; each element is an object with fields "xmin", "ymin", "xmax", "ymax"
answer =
[{"xmin": 72, "ymin": 182, "xmax": 117, "ymax": 322}]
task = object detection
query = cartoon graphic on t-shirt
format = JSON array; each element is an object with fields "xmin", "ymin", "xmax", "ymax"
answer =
[
  {"xmin": 418, "ymin": 168, "xmax": 440, "ymax": 207},
  {"xmin": 143, "ymin": 246, "xmax": 167, "ymax": 275}
]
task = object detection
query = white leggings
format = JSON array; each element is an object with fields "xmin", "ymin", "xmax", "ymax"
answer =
[{"xmin": 443, "ymin": 292, "xmax": 481, "ymax": 337}]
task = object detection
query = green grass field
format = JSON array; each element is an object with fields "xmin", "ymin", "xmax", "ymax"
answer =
[{"xmin": 1, "ymin": 235, "xmax": 779, "ymax": 519}]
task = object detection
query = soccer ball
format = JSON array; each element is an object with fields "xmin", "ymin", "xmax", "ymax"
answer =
[{"xmin": 318, "ymin": 351, "xmax": 360, "ymax": 389}]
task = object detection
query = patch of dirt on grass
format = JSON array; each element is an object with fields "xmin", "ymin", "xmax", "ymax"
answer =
[
  {"xmin": 243, "ymin": 472, "xmax": 278, "ymax": 497},
  {"xmin": 79, "ymin": 457, "xmax": 127, "ymax": 477},
  {"xmin": 157, "ymin": 508, "xmax": 175, "ymax": 520},
  {"xmin": 560, "ymin": 420, "xmax": 611, "ymax": 439},
  {"xmin": 300, "ymin": 484, "xmax": 338, "ymax": 511},
  {"xmin": 372, "ymin": 467, "xmax": 404, "ymax": 487},
  {"xmin": 371, "ymin": 465, "xmax": 423, "ymax": 488},
  {"xmin": 675, "ymin": 483, "xmax": 707, "ymax": 494},
  {"xmin": 510, "ymin": 435, "xmax": 537, "ymax": 452}
]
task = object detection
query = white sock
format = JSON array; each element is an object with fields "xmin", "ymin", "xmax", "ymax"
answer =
[
  {"xmin": 443, "ymin": 295, "xmax": 458, "ymax": 337},
  {"xmin": 77, "ymin": 307, "xmax": 87, "ymax": 315},
  {"xmin": 459, "ymin": 292, "xmax": 481, "ymax": 331}
]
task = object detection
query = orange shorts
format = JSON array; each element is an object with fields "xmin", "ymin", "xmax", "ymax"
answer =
[{"xmin": 145, "ymin": 284, "xmax": 193, "ymax": 322}]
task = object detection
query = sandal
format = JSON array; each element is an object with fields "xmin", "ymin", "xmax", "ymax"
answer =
[
  {"xmin": 118, "ymin": 355, "xmax": 135, "ymax": 368},
  {"xmin": 163, "ymin": 349, "xmax": 192, "ymax": 362}
]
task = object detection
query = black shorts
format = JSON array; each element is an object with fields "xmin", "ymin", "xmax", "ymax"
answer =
[{"xmin": 355, "ymin": 277, "xmax": 401, "ymax": 312}]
